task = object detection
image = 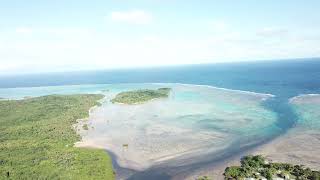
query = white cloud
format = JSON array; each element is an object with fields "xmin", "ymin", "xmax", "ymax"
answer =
[
  {"xmin": 256, "ymin": 27, "xmax": 288, "ymax": 37},
  {"xmin": 16, "ymin": 27, "xmax": 33, "ymax": 34},
  {"xmin": 0, "ymin": 34, "xmax": 319, "ymax": 75},
  {"xmin": 110, "ymin": 10, "xmax": 152, "ymax": 24},
  {"xmin": 15, "ymin": 27, "xmax": 91, "ymax": 37},
  {"xmin": 209, "ymin": 20, "xmax": 229, "ymax": 32},
  {"xmin": 42, "ymin": 28, "xmax": 91, "ymax": 35},
  {"xmin": 1, "ymin": 22, "xmax": 319, "ymax": 75}
]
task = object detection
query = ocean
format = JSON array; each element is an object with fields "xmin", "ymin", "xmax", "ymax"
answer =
[
  {"xmin": 1, "ymin": 58, "xmax": 320, "ymax": 97},
  {"xmin": 2, "ymin": 58, "xmax": 320, "ymax": 128},
  {"xmin": 1, "ymin": 58, "xmax": 320, "ymax": 179}
]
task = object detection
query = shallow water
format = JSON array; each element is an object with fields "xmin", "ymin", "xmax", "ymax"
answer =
[
  {"xmin": 76, "ymin": 84, "xmax": 279, "ymax": 170},
  {"xmin": 1, "ymin": 59, "xmax": 320, "ymax": 179},
  {"xmin": 0, "ymin": 83, "xmax": 283, "ymax": 178},
  {"xmin": 290, "ymin": 94, "xmax": 320, "ymax": 129}
]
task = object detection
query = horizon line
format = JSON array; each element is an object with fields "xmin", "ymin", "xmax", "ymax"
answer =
[{"xmin": 1, "ymin": 56, "xmax": 319, "ymax": 77}]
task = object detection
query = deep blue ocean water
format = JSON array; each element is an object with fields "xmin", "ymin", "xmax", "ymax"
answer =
[
  {"xmin": 1, "ymin": 58, "xmax": 320, "ymax": 179},
  {"xmin": 1, "ymin": 58, "xmax": 319, "ymax": 98}
]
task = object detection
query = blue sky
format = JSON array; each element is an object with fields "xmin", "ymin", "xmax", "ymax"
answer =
[{"xmin": 1, "ymin": 0, "xmax": 320, "ymax": 74}]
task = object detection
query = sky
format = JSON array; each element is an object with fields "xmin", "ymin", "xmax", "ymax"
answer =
[{"xmin": 0, "ymin": 0, "xmax": 320, "ymax": 74}]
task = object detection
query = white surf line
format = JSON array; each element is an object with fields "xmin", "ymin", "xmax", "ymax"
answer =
[
  {"xmin": 152, "ymin": 83, "xmax": 275, "ymax": 100},
  {"xmin": 0, "ymin": 82, "xmax": 276, "ymax": 101},
  {"xmin": 289, "ymin": 93, "xmax": 320, "ymax": 103}
]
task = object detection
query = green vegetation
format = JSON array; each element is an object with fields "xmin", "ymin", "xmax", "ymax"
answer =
[
  {"xmin": 0, "ymin": 95, "xmax": 114, "ymax": 179},
  {"xmin": 196, "ymin": 175, "xmax": 211, "ymax": 180},
  {"xmin": 224, "ymin": 155, "xmax": 320, "ymax": 180},
  {"xmin": 111, "ymin": 88, "xmax": 171, "ymax": 104},
  {"xmin": 82, "ymin": 124, "xmax": 89, "ymax": 130}
]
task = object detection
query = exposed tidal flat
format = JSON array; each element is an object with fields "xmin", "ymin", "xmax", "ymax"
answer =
[
  {"xmin": 186, "ymin": 94, "xmax": 320, "ymax": 179},
  {"xmin": 69, "ymin": 83, "xmax": 280, "ymax": 179},
  {"xmin": 257, "ymin": 94, "xmax": 320, "ymax": 168},
  {"xmin": 1, "ymin": 83, "xmax": 320, "ymax": 179}
]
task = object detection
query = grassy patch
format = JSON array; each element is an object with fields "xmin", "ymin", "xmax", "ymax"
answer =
[
  {"xmin": 82, "ymin": 124, "xmax": 89, "ymax": 130},
  {"xmin": 0, "ymin": 94, "xmax": 114, "ymax": 179},
  {"xmin": 111, "ymin": 88, "xmax": 171, "ymax": 104}
]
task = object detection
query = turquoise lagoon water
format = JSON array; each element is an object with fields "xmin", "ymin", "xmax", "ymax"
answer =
[
  {"xmin": 1, "ymin": 58, "xmax": 320, "ymax": 179},
  {"xmin": 0, "ymin": 83, "xmax": 281, "ymax": 173},
  {"xmin": 0, "ymin": 83, "xmax": 280, "ymax": 142},
  {"xmin": 290, "ymin": 95, "xmax": 320, "ymax": 129}
]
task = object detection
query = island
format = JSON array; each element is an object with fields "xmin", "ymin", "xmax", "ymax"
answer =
[
  {"xmin": 223, "ymin": 155, "xmax": 320, "ymax": 180},
  {"xmin": 0, "ymin": 95, "xmax": 114, "ymax": 179},
  {"xmin": 111, "ymin": 87, "xmax": 171, "ymax": 104}
]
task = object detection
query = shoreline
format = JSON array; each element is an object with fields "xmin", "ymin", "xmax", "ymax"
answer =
[
  {"xmin": 106, "ymin": 129, "xmax": 282, "ymax": 180},
  {"xmin": 0, "ymin": 94, "xmax": 114, "ymax": 179},
  {"xmin": 0, "ymin": 82, "xmax": 274, "ymax": 99},
  {"xmin": 75, "ymin": 114, "xmax": 283, "ymax": 180},
  {"xmin": 71, "ymin": 84, "xmax": 318, "ymax": 179},
  {"xmin": 71, "ymin": 84, "xmax": 286, "ymax": 180},
  {"xmin": 111, "ymin": 96, "xmax": 169, "ymax": 106},
  {"xmin": 183, "ymin": 127, "xmax": 320, "ymax": 179},
  {"xmin": 74, "ymin": 113, "xmax": 320, "ymax": 179},
  {"xmin": 171, "ymin": 83, "xmax": 275, "ymax": 100}
]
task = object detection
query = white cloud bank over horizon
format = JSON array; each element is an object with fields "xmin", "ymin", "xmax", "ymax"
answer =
[
  {"xmin": 0, "ymin": 10, "xmax": 320, "ymax": 75},
  {"xmin": 110, "ymin": 10, "xmax": 152, "ymax": 24}
]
